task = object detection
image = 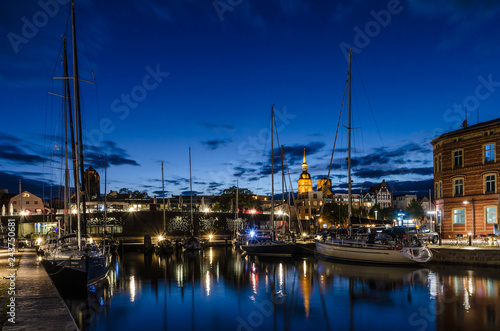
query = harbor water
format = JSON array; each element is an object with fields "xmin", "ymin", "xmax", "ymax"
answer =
[{"xmin": 60, "ymin": 247, "xmax": 500, "ymax": 331}]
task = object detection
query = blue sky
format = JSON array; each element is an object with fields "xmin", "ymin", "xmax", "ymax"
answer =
[{"xmin": 1, "ymin": 0, "xmax": 500, "ymax": 199}]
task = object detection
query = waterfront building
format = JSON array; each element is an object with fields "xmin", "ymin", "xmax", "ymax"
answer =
[
  {"xmin": 1, "ymin": 191, "xmax": 45, "ymax": 216},
  {"xmin": 431, "ymin": 118, "xmax": 500, "ymax": 238},
  {"xmin": 393, "ymin": 194, "xmax": 418, "ymax": 210}
]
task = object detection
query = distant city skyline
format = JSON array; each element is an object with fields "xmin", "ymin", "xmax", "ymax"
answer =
[{"xmin": 1, "ymin": 1, "xmax": 500, "ymax": 198}]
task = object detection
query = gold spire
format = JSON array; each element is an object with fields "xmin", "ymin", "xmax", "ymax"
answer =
[{"xmin": 302, "ymin": 148, "xmax": 307, "ymax": 172}]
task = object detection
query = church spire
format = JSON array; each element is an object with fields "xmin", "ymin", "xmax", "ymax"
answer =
[{"xmin": 302, "ymin": 148, "xmax": 307, "ymax": 172}]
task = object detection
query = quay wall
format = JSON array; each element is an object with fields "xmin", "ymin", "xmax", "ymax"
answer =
[
  {"xmin": 430, "ymin": 247, "xmax": 500, "ymax": 267},
  {"xmin": 2, "ymin": 211, "xmax": 273, "ymax": 238}
]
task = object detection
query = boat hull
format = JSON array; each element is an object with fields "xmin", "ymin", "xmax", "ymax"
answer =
[
  {"xmin": 241, "ymin": 243, "xmax": 296, "ymax": 257},
  {"xmin": 42, "ymin": 255, "xmax": 110, "ymax": 286},
  {"xmin": 315, "ymin": 240, "xmax": 432, "ymax": 265}
]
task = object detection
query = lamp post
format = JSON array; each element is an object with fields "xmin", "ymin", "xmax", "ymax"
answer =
[{"xmin": 375, "ymin": 210, "xmax": 378, "ymax": 220}]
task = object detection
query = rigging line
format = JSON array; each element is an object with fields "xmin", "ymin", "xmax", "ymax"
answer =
[
  {"xmin": 352, "ymin": 55, "xmax": 384, "ymax": 147},
  {"xmin": 320, "ymin": 79, "xmax": 348, "ymax": 216}
]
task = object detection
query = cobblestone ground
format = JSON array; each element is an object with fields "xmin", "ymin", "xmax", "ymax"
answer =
[{"xmin": 0, "ymin": 247, "xmax": 22, "ymax": 328}]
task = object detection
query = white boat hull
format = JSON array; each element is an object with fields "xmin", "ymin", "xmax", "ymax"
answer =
[{"xmin": 315, "ymin": 240, "xmax": 432, "ymax": 265}]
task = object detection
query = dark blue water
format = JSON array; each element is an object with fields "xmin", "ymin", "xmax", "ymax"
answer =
[{"xmin": 63, "ymin": 247, "xmax": 500, "ymax": 331}]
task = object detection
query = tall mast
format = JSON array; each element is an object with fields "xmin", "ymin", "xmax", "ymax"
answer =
[
  {"xmin": 271, "ymin": 106, "xmax": 275, "ymax": 236},
  {"xmin": 71, "ymin": 0, "xmax": 82, "ymax": 250},
  {"xmin": 104, "ymin": 154, "xmax": 107, "ymax": 236},
  {"xmin": 189, "ymin": 148, "xmax": 193, "ymax": 235},
  {"xmin": 162, "ymin": 161, "xmax": 166, "ymax": 232},
  {"xmin": 62, "ymin": 37, "xmax": 69, "ymax": 238},
  {"xmin": 347, "ymin": 49, "xmax": 352, "ymax": 230}
]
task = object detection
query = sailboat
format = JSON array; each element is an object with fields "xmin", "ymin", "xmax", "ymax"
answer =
[
  {"xmin": 42, "ymin": 0, "xmax": 110, "ymax": 285},
  {"xmin": 182, "ymin": 148, "xmax": 204, "ymax": 251},
  {"xmin": 240, "ymin": 107, "xmax": 296, "ymax": 257},
  {"xmin": 315, "ymin": 50, "xmax": 432, "ymax": 265},
  {"xmin": 156, "ymin": 162, "xmax": 174, "ymax": 254}
]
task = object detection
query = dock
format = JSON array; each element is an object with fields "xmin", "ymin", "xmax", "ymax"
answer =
[{"xmin": 2, "ymin": 248, "xmax": 78, "ymax": 331}]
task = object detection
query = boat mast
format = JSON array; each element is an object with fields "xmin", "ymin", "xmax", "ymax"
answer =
[
  {"xmin": 71, "ymin": 0, "xmax": 82, "ymax": 250},
  {"xmin": 62, "ymin": 37, "xmax": 70, "ymax": 239},
  {"xmin": 271, "ymin": 106, "xmax": 275, "ymax": 238},
  {"xmin": 347, "ymin": 49, "xmax": 352, "ymax": 233},
  {"xmin": 162, "ymin": 161, "xmax": 166, "ymax": 233},
  {"xmin": 235, "ymin": 179, "xmax": 238, "ymax": 236},
  {"xmin": 104, "ymin": 154, "xmax": 107, "ymax": 237},
  {"xmin": 189, "ymin": 148, "xmax": 193, "ymax": 236}
]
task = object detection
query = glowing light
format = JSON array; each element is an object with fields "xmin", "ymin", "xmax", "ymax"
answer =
[
  {"xmin": 303, "ymin": 260, "xmax": 307, "ymax": 277},
  {"xmin": 302, "ymin": 232, "xmax": 307, "ymax": 237},
  {"xmin": 250, "ymin": 230, "xmax": 256, "ymax": 238},
  {"xmin": 203, "ymin": 207, "xmax": 210, "ymax": 213},
  {"xmin": 249, "ymin": 209, "xmax": 256, "ymax": 214},
  {"xmin": 206, "ymin": 271, "xmax": 211, "ymax": 296},
  {"xmin": 158, "ymin": 235, "xmax": 164, "ymax": 242},
  {"xmin": 209, "ymin": 234, "xmax": 213, "ymax": 241},
  {"xmin": 130, "ymin": 276, "xmax": 136, "ymax": 302},
  {"xmin": 277, "ymin": 210, "xmax": 283, "ymax": 215},
  {"xmin": 71, "ymin": 209, "xmax": 77, "ymax": 214},
  {"xmin": 128, "ymin": 207, "xmax": 136, "ymax": 212},
  {"xmin": 209, "ymin": 247, "xmax": 213, "ymax": 265},
  {"xmin": 36, "ymin": 238, "xmax": 42, "ymax": 245},
  {"xmin": 89, "ymin": 237, "xmax": 93, "ymax": 244}
]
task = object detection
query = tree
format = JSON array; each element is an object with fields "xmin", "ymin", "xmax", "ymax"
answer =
[
  {"xmin": 322, "ymin": 202, "xmax": 348, "ymax": 226},
  {"xmin": 115, "ymin": 188, "xmax": 150, "ymax": 199},
  {"xmin": 218, "ymin": 186, "xmax": 261, "ymax": 211},
  {"xmin": 405, "ymin": 198, "xmax": 425, "ymax": 221}
]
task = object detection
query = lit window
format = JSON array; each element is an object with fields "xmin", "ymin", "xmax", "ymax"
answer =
[
  {"xmin": 454, "ymin": 178, "xmax": 463, "ymax": 196},
  {"xmin": 485, "ymin": 144, "xmax": 495, "ymax": 162},
  {"xmin": 486, "ymin": 207, "xmax": 497, "ymax": 224},
  {"xmin": 453, "ymin": 150, "xmax": 463, "ymax": 168},
  {"xmin": 485, "ymin": 175, "xmax": 496, "ymax": 193},
  {"xmin": 453, "ymin": 209, "xmax": 465, "ymax": 224}
]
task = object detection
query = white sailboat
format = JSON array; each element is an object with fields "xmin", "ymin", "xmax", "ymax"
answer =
[
  {"xmin": 42, "ymin": 0, "xmax": 110, "ymax": 285},
  {"xmin": 315, "ymin": 50, "xmax": 432, "ymax": 265},
  {"xmin": 241, "ymin": 106, "xmax": 296, "ymax": 257}
]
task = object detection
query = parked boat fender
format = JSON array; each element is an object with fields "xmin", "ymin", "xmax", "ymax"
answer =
[{"xmin": 395, "ymin": 242, "xmax": 404, "ymax": 251}]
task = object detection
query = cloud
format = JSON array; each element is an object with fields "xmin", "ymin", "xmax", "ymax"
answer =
[
  {"xmin": 202, "ymin": 138, "xmax": 232, "ymax": 150},
  {"xmin": 0, "ymin": 133, "xmax": 46, "ymax": 165},
  {"xmin": 85, "ymin": 140, "xmax": 140, "ymax": 167},
  {"xmin": 279, "ymin": 142, "xmax": 326, "ymax": 166},
  {"xmin": 354, "ymin": 167, "xmax": 433, "ymax": 179},
  {"xmin": 200, "ymin": 123, "xmax": 235, "ymax": 132}
]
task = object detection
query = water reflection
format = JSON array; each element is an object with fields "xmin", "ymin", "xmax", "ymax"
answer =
[{"xmin": 61, "ymin": 248, "xmax": 500, "ymax": 331}]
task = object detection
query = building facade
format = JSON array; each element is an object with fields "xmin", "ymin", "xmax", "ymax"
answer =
[
  {"xmin": 83, "ymin": 166, "xmax": 100, "ymax": 200},
  {"xmin": 431, "ymin": 118, "xmax": 500, "ymax": 238}
]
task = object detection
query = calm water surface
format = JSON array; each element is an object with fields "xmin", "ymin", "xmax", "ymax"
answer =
[{"xmin": 62, "ymin": 247, "xmax": 500, "ymax": 331}]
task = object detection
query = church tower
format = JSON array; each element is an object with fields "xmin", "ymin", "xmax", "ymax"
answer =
[
  {"xmin": 83, "ymin": 165, "xmax": 100, "ymax": 200},
  {"xmin": 298, "ymin": 149, "xmax": 313, "ymax": 194}
]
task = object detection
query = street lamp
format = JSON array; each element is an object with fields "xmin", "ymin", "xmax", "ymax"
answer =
[{"xmin": 374, "ymin": 210, "xmax": 378, "ymax": 220}]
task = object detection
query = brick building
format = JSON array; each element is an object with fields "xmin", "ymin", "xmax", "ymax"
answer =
[{"xmin": 431, "ymin": 118, "xmax": 500, "ymax": 238}]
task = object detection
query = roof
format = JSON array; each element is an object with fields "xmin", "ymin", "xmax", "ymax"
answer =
[{"xmin": 430, "ymin": 117, "xmax": 500, "ymax": 145}]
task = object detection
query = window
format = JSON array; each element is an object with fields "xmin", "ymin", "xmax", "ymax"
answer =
[
  {"xmin": 26, "ymin": 201, "xmax": 29, "ymax": 205},
  {"xmin": 438, "ymin": 154, "xmax": 442, "ymax": 171},
  {"xmin": 486, "ymin": 207, "xmax": 497, "ymax": 224},
  {"xmin": 453, "ymin": 209, "xmax": 465, "ymax": 224},
  {"xmin": 439, "ymin": 182, "xmax": 442, "ymax": 198},
  {"xmin": 435, "ymin": 183, "xmax": 439, "ymax": 199},
  {"xmin": 13, "ymin": 201, "xmax": 16, "ymax": 205},
  {"xmin": 485, "ymin": 144, "xmax": 495, "ymax": 162},
  {"xmin": 485, "ymin": 175, "xmax": 496, "ymax": 193},
  {"xmin": 454, "ymin": 178, "xmax": 463, "ymax": 196},
  {"xmin": 437, "ymin": 211, "xmax": 442, "ymax": 226},
  {"xmin": 453, "ymin": 150, "xmax": 463, "ymax": 168},
  {"xmin": 434, "ymin": 156, "xmax": 438, "ymax": 172},
  {"xmin": 34, "ymin": 201, "xmax": 38, "ymax": 205}
]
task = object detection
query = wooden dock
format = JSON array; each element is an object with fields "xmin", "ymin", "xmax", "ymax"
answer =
[{"xmin": 2, "ymin": 248, "xmax": 78, "ymax": 331}]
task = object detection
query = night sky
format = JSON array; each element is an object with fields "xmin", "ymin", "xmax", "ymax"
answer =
[{"xmin": 1, "ymin": 0, "xmax": 500, "ymax": 199}]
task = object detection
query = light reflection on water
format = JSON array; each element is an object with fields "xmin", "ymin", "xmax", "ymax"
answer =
[{"xmin": 62, "ymin": 247, "xmax": 500, "ymax": 331}]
